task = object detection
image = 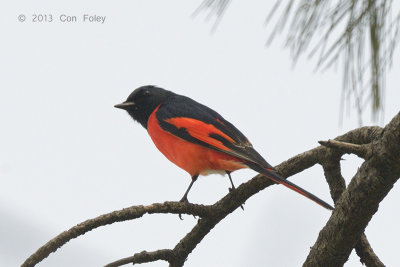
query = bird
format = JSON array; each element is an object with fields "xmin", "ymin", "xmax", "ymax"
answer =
[{"xmin": 115, "ymin": 85, "xmax": 334, "ymax": 211}]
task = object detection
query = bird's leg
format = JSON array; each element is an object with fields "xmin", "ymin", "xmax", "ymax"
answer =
[
  {"xmin": 179, "ymin": 175, "xmax": 198, "ymax": 203},
  {"xmin": 226, "ymin": 171, "xmax": 244, "ymax": 210},
  {"xmin": 226, "ymin": 171, "xmax": 236, "ymax": 191},
  {"xmin": 179, "ymin": 175, "xmax": 198, "ymax": 220}
]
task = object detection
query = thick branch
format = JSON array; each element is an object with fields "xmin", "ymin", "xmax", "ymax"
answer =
[{"xmin": 304, "ymin": 112, "xmax": 400, "ymax": 266}]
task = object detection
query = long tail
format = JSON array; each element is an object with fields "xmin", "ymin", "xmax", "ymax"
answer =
[{"xmin": 247, "ymin": 162, "xmax": 334, "ymax": 210}]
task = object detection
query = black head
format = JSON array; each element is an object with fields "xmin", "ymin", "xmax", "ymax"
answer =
[{"xmin": 115, "ymin": 85, "xmax": 174, "ymax": 129}]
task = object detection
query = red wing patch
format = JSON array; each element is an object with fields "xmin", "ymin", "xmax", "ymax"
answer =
[{"xmin": 165, "ymin": 117, "xmax": 235, "ymax": 151}]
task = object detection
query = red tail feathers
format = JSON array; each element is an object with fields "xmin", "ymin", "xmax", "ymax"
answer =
[{"xmin": 248, "ymin": 163, "xmax": 334, "ymax": 210}]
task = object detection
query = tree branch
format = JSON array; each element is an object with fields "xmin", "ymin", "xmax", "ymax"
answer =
[
  {"xmin": 304, "ymin": 112, "xmax": 400, "ymax": 266},
  {"xmin": 104, "ymin": 249, "xmax": 174, "ymax": 267},
  {"xmin": 355, "ymin": 234, "xmax": 385, "ymax": 267},
  {"xmin": 321, "ymin": 153, "xmax": 346, "ymax": 203},
  {"xmin": 21, "ymin": 202, "xmax": 212, "ymax": 267},
  {"xmin": 318, "ymin": 139, "xmax": 370, "ymax": 159},
  {"xmin": 321, "ymin": 151, "xmax": 384, "ymax": 266}
]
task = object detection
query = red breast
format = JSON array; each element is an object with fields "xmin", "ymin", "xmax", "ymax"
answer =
[{"xmin": 147, "ymin": 107, "xmax": 246, "ymax": 176}]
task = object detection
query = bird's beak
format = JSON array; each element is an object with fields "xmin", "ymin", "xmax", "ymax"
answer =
[{"xmin": 114, "ymin": 101, "xmax": 135, "ymax": 110}]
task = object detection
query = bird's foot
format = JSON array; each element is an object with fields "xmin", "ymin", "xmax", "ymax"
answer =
[
  {"xmin": 178, "ymin": 196, "xmax": 197, "ymax": 220},
  {"xmin": 179, "ymin": 196, "xmax": 190, "ymax": 204}
]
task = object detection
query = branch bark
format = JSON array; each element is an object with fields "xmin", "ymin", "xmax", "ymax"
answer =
[
  {"xmin": 321, "ymin": 149, "xmax": 384, "ymax": 266},
  {"xmin": 355, "ymin": 234, "xmax": 385, "ymax": 267},
  {"xmin": 304, "ymin": 112, "xmax": 400, "ymax": 266}
]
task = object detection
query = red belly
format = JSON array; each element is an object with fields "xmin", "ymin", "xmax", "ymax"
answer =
[{"xmin": 147, "ymin": 110, "xmax": 246, "ymax": 176}]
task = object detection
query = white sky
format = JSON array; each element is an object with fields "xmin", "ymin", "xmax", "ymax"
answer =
[{"xmin": 1, "ymin": 1, "xmax": 399, "ymax": 266}]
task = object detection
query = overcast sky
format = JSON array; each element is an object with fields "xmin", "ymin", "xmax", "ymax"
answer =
[{"xmin": 1, "ymin": 1, "xmax": 399, "ymax": 267}]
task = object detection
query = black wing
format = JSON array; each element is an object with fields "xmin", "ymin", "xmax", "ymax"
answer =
[{"xmin": 156, "ymin": 94, "xmax": 274, "ymax": 170}]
